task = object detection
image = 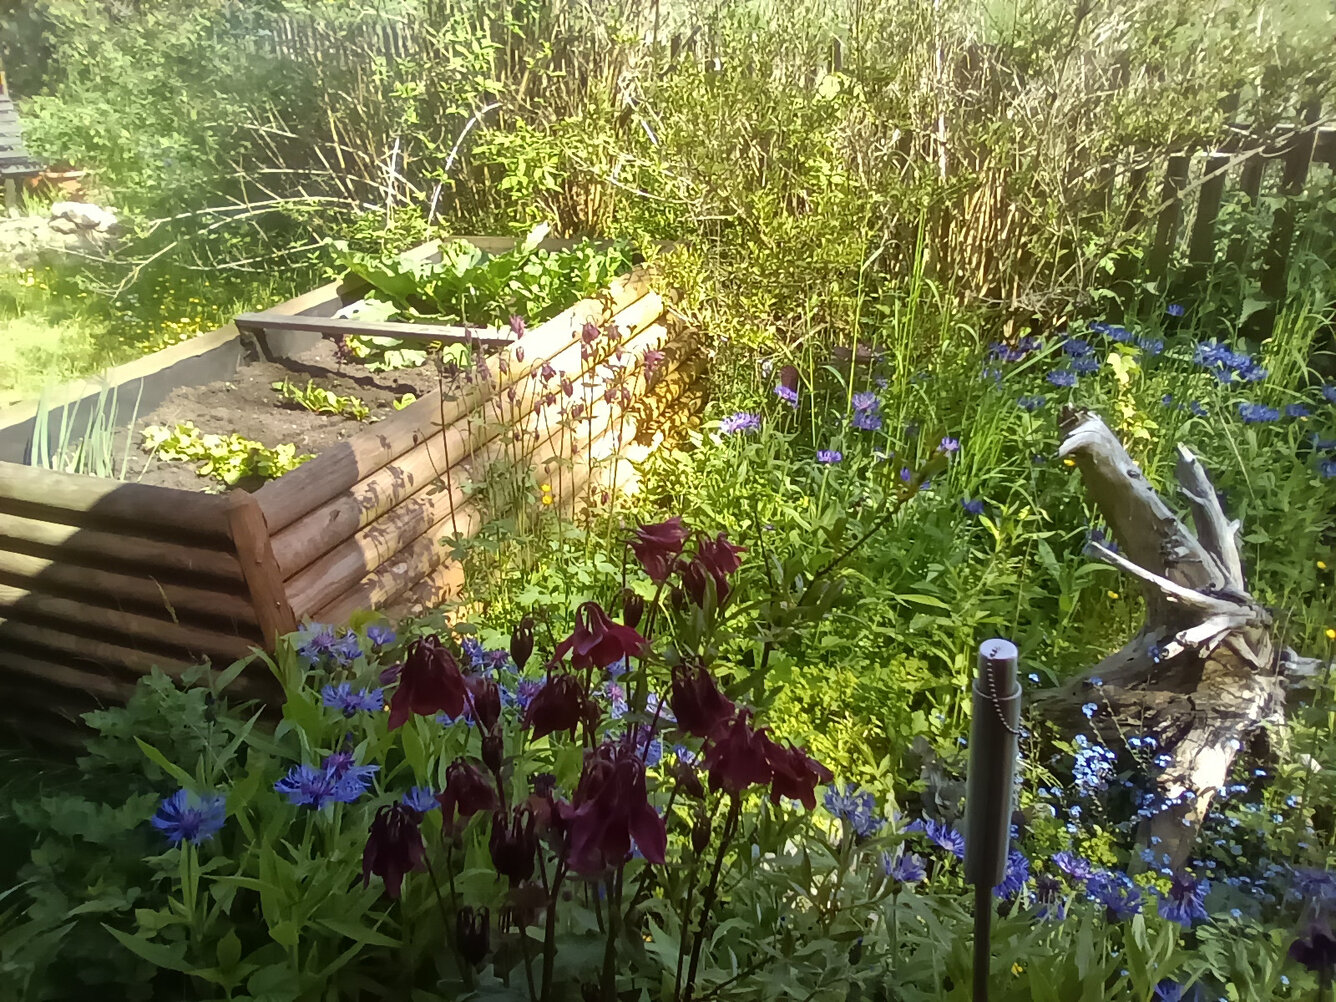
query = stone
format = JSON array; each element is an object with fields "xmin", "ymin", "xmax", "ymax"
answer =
[{"xmin": 48, "ymin": 217, "xmax": 79, "ymax": 235}]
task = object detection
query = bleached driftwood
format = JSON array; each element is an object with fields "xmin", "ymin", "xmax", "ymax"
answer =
[{"xmin": 1037, "ymin": 407, "xmax": 1308, "ymax": 867}]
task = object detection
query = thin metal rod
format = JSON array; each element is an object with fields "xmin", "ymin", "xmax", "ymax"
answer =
[{"xmin": 974, "ymin": 881, "xmax": 991, "ymax": 1002}]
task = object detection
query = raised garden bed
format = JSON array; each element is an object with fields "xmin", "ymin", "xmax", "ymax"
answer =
[{"xmin": 0, "ymin": 235, "xmax": 704, "ymax": 741}]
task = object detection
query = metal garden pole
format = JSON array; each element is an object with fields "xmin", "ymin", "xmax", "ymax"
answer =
[{"xmin": 964, "ymin": 639, "xmax": 1022, "ymax": 1002}]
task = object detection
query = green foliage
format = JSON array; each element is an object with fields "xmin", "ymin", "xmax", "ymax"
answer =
[
  {"xmin": 29, "ymin": 378, "xmax": 142, "ymax": 479},
  {"xmin": 271, "ymin": 378, "xmax": 370, "ymax": 421},
  {"xmin": 141, "ymin": 421, "xmax": 313, "ymax": 486},
  {"xmin": 332, "ymin": 224, "xmax": 634, "ymax": 324}
]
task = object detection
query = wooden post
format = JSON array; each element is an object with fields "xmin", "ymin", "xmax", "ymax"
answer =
[
  {"xmin": 227, "ymin": 491, "xmax": 298, "ymax": 647},
  {"xmin": 1145, "ymin": 154, "xmax": 1190, "ymax": 285},
  {"xmin": 1259, "ymin": 101, "xmax": 1322, "ymax": 304},
  {"xmin": 1186, "ymin": 153, "xmax": 1231, "ymax": 281},
  {"xmin": 1224, "ymin": 153, "xmax": 1266, "ymax": 271}
]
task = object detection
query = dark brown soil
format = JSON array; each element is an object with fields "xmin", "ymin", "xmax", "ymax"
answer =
[{"xmin": 113, "ymin": 339, "xmax": 445, "ymax": 493}]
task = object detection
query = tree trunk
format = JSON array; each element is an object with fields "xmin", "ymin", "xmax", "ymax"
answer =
[{"xmin": 1036, "ymin": 408, "xmax": 1316, "ymax": 867}]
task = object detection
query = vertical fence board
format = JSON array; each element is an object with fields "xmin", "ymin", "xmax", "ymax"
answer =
[
  {"xmin": 1187, "ymin": 153, "xmax": 1231, "ymax": 277},
  {"xmin": 1146, "ymin": 155, "xmax": 1190, "ymax": 283},
  {"xmin": 1225, "ymin": 154, "xmax": 1267, "ymax": 271},
  {"xmin": 1260, "ymin": 104, "xmax": 1322, "ymax": 302}
]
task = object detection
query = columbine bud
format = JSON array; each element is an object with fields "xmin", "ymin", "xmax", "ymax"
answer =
[
  {"xmin": 515, "ymin": 345, "xmax": 525, "ymax": 363},
  {"xmin": 482, "ymin": 733, "xmax": 504, "ymax": 774},
  {"xmin": 509, "ymin": 315, "xmax": 526, "ymax": 338},
  {"xmin": 510, "ymin": 617, "xmax": 535, "ymax": 670},
  {"xmin": 622, "ymin": 589, "xmax": 644, "ymax": 630},
  {"xmin": 673, "ymin": 760, "xmax": 706, "ymax": 801},
  {"xmin": 561, "ymin": 376, "xmax": 574, "ymax": 397}
]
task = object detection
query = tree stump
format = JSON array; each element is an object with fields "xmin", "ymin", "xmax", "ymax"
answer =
[{"xmin": 1037, "ymin": 407, "xmax": 1319, "ymax": 867}]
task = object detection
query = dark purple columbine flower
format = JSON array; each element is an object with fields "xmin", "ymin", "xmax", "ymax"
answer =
[
  {"xmin": 670, "ymin": 664, "xmax": 735, "ymax": 740},
  {"xmin": 1291, "ymin": 918, "xmax": 1336, "ymax": 977},
  {"xmin": 817, "ymin": 449, "xmax": 842, "ymax": 464},
  {"xmin": 150, "ymin": 789, "xmax": 226, "ymax": 846},
  {"xmin": 388, "ymin": 636, "xmax": 469, "ymax": 730},
  {"xmin": 765, "ymin": 739, "xmax": 832, "ymax": 809},
  {"xmin": 362, "ymin": 804, "xmax": 425, "ymax": 899},
  {"xmin": 490, "ymin": 807, "xmax": 539, "ymax": 886},
  {"xmin": 523, "ymin": 672, "xmax": 586, "ymax": 739},
  {"xmin": 552, "ymin": 601, "xmax": 646, "ymax": 671},
  {"xmin": 467, "ymin": 676, "xmax": 503, "ymax": 733},
  {"xmin": 703, "ymin": 708, "xmax": 775, "ymax": 796},
  {"xmin": 961, "ymin": 499, "xmax": 984, "ymax": 516},
  {"xmin": 321, "ymin": 682, "xmax": 384, "ymax": 716},
  {"xmin": 642, "ymin": 348, "xmax": 665, "ymax": 376},
  {"xmin": 558, "ymin": 738, "xmax": 667, "ymax": 875},
  {"xmin": 436, "ymin": 759, "xmax": 499, "ymax": 828},
  {"xmin": 1166, "ymin": 303, "xmax": 1185, "ymax": 317},
  {"xmin": 720, "ymin": 412, "xmax": 762, "ymax": 435},
  {"xmin": 884, "ymin": 850, "xmax": 927, "ymax": 885},
  {"xmin": 631, "ymin": 516, "xmax": 690, "ymax": 584},
  {"xmin": 994, "ymin": 850, "xmax": 1030, "ymax": 899}
]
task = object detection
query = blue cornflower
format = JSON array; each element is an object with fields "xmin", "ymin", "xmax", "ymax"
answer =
[
  {"xmin": 607, "ymin": 656, "xmax": 629, "ymax": 678},
  {"xmin": 1081, "ymin": 702, "xmax": 1097, "ymax": 719},
  {"xmin": 884, "ymin": 850, "xmax": 927, "ymax": 885},
  {"xmin": 323, "ymin": 753, "xmax": 379, "ymax": 803},
  {"xmin": 1320, "ymin": 459, "xmax": 1336, "ymax": 479},
  {"xmin": 961, "ymin": 499, "xmax": 984, "ymax": 516},
  {"xmin": 1087, "ymin": 870, "xmax": 1143, "ymax": 920},
  {"xmin": 939, "ymin": 436, "xmax": 960, "ymax": 454},
  {"xmin": 298, "ymin": 626, "xmax": 339, "ymax": 666},
  {"xmin": 1018, "ymin": 395, "xmax": 1046, "ymax": 412},
  {"xmin": 274, "ymin": 764, "xmax": 340, "ymax": 808},
  {"xmin": 321, "ymin": 682, "xmax": 384, "ymax": 717},
  {"xmin": 851, "ymin": 409, "xmax": 883, "ymax": 431},
  {"xmin": 1157, "ymin": 873, "xmax": 1210, "ymax": 928},
  {"xmin": 1188, "ymin": 400, "xmax": 1207, "ymax": 417},
  {"xmin": 1053, "ymin": 850, "xmax": 1093, "ymax": 883},
  {"xmin": 1106, "ymin": 325, "xmax": 1133, "ymax": 343},
  {"xmin": 1137, "ymin": 336, "xmax": 1164, "ymax": 356},
  {"xmin": 1161, "ymin": 394, "xmax": 1174, "ymax": 406},
  {"xmin": 817, "ymin": 449, "xmax": 842, "ymax": 464},
  {"xmin": 1166, "ymin": 304, "xmax": 1185, "ymax": 318},
  {"xmin": 330, "ymin": 630, "xmax": 362, "ymax": 664},
  {"xmin": 1070, "ymin": 356, "xmax": 1100, "ymax": 375},
  {"xmin": 1286, "ymin": 403, "xmax": 1312, "ymax": 419},
  {"xmin": 908, "ymin": 818, "xmax": 966, "ymax": 860},
  {"xmin": 1063, "ymin": 338, "xmax": 1093, "ymax": 358},
  {"xmin": 1323, "ymin": 386, "xmax": 1336, "ymax": 404},
  {"xmin": 1237, "ymin": 402, "xmax": 1280, "ymax": 424},
  {"xmin": 1291, "ymin": 868, "xmax": 1336, "ymax": 913},
  {"xmin": 720, "ymin": 412, "xmax": 762, "ymax": 435},
  {"xmin": 516, "ymin": 678, "xmax": 545, "ymax": 710},
  {"xmin": 1087, "ymin": 527, "xmax": 1117, "ymax": 553},
  {"xmin": 824, "ymin": 783, "xmax": 885, "ymax": 838},
  {"xmin": 150, "ymin": 789, "xmax": 227, "ymax": 846},
  {"xmin": 899, "ymin": 467, "xmax": 913, "ymax": 483},
  {"xmin": 1154, "ymin": 980, "xmax": 1205, "ymax": 1002},
  {"xmin": 852, "ymin": 391, "xmax": 880, "ymax": 412},
  {"xmin": 1088, "ymin": 321, "xmax": 1111, "ymax": 335},
  {"xmin": 1027, "ymin": 672, "xmax": 1040, "ymax": 683},
  {"xmin": 402, "ymin": 787, "xmax": 440, "ymax": 813},
  {"xmin": 461, "ymin": 637, "xmax": 487, "ymax": 667},
  {"xmin": 774, "ymin": 384, "xmax": 799, "ymax": 407},
  {"xmin": 994, "ymin": 849, "xmax": 1030, "ymax": 899},
  {"xmin": 366, "ymin": 624, "xmax": 396, "ymax": 648},
  {"xmin": 1047, "ymin": 369, "xmax": 1077, "ymax": 388}
]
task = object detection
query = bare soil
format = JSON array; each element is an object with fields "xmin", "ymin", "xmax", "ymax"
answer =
[{"xmin": 113, "ymin": 338, "xmax": 445, "ymax": 493}]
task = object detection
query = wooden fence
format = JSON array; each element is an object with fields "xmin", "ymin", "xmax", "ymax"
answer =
[{"xmin": 0, "ymin": 239, "xmax": 701, "ymax": 741}]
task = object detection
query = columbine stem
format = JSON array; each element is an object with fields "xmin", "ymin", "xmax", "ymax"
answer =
[
  {"xmin": 539, "ymin": 861, "xmax": 567, "ymax": 1002},
  {"xmin": 682, "ymin": 796, "xmax": 741, "ymax": 1002}
]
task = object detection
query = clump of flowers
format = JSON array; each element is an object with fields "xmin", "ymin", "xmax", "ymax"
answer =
[{"xmin": 720, "ymin": 412, "xmax": 762, "ymax": 435}]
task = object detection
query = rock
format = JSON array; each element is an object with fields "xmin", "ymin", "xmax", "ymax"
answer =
[
  {"xmin": 49, "ymin": 217, "xmax": 79, "ymax": 235},
  {"xmin": 51, "ymin": 200, "xmax": 117, "ymax": 231}
]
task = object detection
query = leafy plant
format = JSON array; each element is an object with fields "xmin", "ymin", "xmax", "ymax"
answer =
[
  {"xmin": 141, "ymin": 422, "xmax": 312, "ymax": 487},
  {"xmin": 29, "ymin": 377, "xmax": 141, "ymax": 480},
  {"xmin": 271, "ymin": 378, "xmax": 370, "ymax": 421}
]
